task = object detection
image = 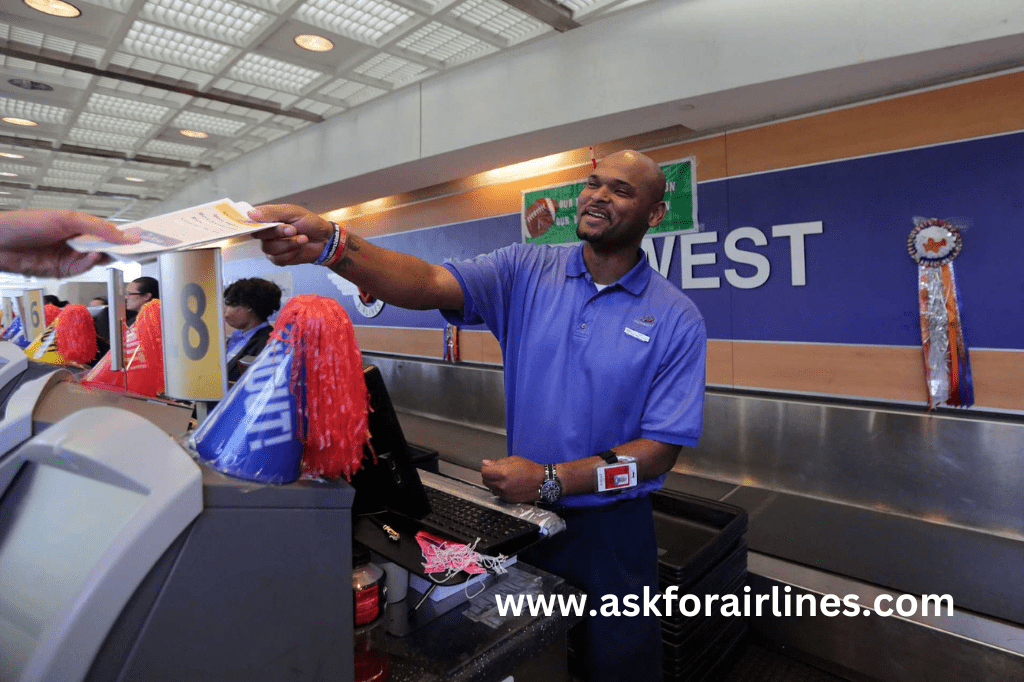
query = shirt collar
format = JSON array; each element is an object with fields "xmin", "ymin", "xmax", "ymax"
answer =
[{"xmin": 566, "ymin": 242, "xmax": 652, "ymax": 296}]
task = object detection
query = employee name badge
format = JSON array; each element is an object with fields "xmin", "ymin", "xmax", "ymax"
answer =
[
  {"xmin": 596, "ymin": 456, "xmax": 638, "ymax": 492},
  {"xmin": 159, "ymin": 249, "xmax": 227, "ymax": 401},
  {"xmin": 21, "ymin": 289, "xmax": 46, "ymax": 342}
]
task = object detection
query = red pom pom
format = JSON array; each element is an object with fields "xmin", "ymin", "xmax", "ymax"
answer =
[
  {"xmin": 55, "ymin": 304, "xmax": 97, "ymax": 365},
  {"xmin": 131, "ymin": 299, "xmax": 164, "ymax": 397},
  {"xmin": 271, "ymin": 295, "xmax": 369, "ymax": 480},
  {"xmin": 44, "ymin": 303, "xmax": 60, "ymax": 326}
]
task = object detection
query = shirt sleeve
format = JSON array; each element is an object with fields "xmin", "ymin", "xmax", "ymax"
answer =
[
  {"xmin": 640, "ymin": 317, "xmax": 707, "ymax": 446},
  {"xmin": 439, "ymin": 244, "xmax": 523, "ymax": 346}
]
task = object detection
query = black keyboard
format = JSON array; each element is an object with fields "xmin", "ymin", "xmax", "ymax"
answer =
[{"xmin": 420, "ymin": 486, "xmax": 540, "ymax": 556}]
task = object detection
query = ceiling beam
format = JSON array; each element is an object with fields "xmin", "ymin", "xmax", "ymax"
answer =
[
  {"xmin": 502, "ymin": 0, "xmax": 580, "ymax": 32},
  {"xmin": 0, "ymin": 44, "xmax": 323, "ymax": 124}
]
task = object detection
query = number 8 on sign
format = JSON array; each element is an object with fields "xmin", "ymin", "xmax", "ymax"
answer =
[
  {"xmin": 159, "ymin": 249, "xmax": 227, "ymax": 401},
  {"xmin": 181, "ymin": 283, "xmax": 209, "ymax": 361}
]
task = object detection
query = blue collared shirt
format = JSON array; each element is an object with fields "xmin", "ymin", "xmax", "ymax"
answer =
[
  {"xmin": 442, "ymin": 241, "xmax": 706, "ymax": 507},
  {"xmin": 226, "ymin": 321, "xmax": 269, "ymax": 362}
]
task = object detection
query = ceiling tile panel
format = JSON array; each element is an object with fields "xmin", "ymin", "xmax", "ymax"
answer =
[
  {"xmin": 141, "ymin": 0, "xmax": 273, "ymax": 47},
  {"xmin": 396, "ymin": 21, "xmax": 497, "ymax": 65},
  {"xmin": 0, "ymin": 97, "xmax": 70, "ymax": 125},
  {"xmin": 294, "ymin": 0, "xmax": 415, "ymax": 46},
  {"xmin": 228, "ymin": 54, "xmax": 323, "ymax": 93},
  {"xmin": 121, "ymin": 21, "xmax": 236, "ymax": 72},
  {"xmin": 449, "ymin": 0, "xmax": 548, "ymax": 44},
  {"xmin": 75, "ymin": 111, "xmax": 154, "ymax": 137},
  {"xmin": 143, "ymin": 139, "xmax": 209, "ymax": 159},
  {"xmin": 85, "ymin": 92, "xmax": 171, "ymax": 123},
  {"xmin": 172, "ymin": 110, "xmax": 249, "ymax": 136},
  {"xmin": 66, "ymin": 127, "xmax": 141, "ymax": 150},
  {"xmin": 353, "ymin": 53, "xmax": 432, "ymax": 86}
]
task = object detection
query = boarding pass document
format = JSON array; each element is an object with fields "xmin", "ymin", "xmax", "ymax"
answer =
[{"xmin": 70, "ymin": 199, "xmax": 275, "ymax": 261}]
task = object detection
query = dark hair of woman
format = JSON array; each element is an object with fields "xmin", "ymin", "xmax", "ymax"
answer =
[{"xmin": 223, "ymin": 278, "xmax": 282, "ymax": 322}]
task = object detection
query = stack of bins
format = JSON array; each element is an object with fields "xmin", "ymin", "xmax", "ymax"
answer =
[{"xmin": 653, "ymin": 489, "xmax": 749, "ymax": 681}]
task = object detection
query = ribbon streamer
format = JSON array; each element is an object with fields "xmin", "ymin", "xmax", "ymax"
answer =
[
  {"xmin": 909, "ymin": 218, "xmax": 974, "ymax": 408},
  {"xmin": 443, "ymin": 323, "xmax": 459, "ymax": 362}
]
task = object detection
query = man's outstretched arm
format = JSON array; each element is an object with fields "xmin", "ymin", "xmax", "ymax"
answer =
[{"xmin": 250, "ymin": 204, "xmax": 464, "ymax": 311}]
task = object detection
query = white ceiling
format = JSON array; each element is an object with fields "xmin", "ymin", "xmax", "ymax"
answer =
[{"xmin": 0, "ymin": 0, "xmax": 645, "ymax": 221}]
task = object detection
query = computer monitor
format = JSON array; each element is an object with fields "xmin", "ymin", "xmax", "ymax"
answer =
[{"xmin": 350, "ymin": 365, "xmax": 431, "ymax": 520}]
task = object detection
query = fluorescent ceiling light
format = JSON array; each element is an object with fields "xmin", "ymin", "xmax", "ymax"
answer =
[
  {"xmin": 1, "ymin": 117, "xmax": 39, "ymax": 127},
  {"xmin": 295, "ymin": 34, "xmax": 334, "ymax": 52},
  {"xmin": 0, "ymin": 153, "xmax": 25, "ymax": 159},
  {"xmin": 24, "ymin": 0, "xmax": 82, "ymax": 18},
  {"xmin": 179, "ymin": 129, "xmax": 209, "ymax": 138}
]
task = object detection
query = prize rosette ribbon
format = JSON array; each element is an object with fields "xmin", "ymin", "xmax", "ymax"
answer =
[
  {"xmin": 192, "ymin": 294, "xmax": 370, "ymax": 485},
  {"xmin": 24, "ymin": 304, "xmax": 97, "ymax": 366},
  {"xmin": 908, "ymin": 218, "xmax": 974, "ymax": 408},
  {"xmin": 82, "ymin": 299, "xmax": 165, "ymax": 397}
]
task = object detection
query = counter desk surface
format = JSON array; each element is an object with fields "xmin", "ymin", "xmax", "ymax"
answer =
[{"xmin": 370, "ymin": 562, "xmax": 583, "ymax": 682}]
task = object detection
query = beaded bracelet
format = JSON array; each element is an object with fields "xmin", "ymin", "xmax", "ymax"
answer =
[
  {"xmin": 322, "ymin": 222, "xmax": 349, "ymax": 268},
  {"xmin": 313, "ymin": 221, "xmax": 342, "ymax": 265}
]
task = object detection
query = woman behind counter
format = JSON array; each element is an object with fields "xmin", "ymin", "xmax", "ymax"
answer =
[{"xmin": 223, "ymin": 277, "xmax": 282, "ymax": 382}]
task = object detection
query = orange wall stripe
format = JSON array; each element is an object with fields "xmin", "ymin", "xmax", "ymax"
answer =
[
  {"xmin": 726, "ymin": 71, "xmax": 1024, "ymax": 177},
  {"xmin": 355, "ymin": 326, "xmax": 1022, "ymax": 411},
  {"xmin": 340, "ymin": 137, "xmax": 728, "ymax": 238}
]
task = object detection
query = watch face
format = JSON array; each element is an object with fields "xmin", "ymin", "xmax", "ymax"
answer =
[{"xmin": 539, "ymin": 478, "xmax": 562, "ymax": 504}]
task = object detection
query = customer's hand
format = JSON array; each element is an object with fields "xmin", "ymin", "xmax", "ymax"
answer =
[
  {"xmin": 0, "ymin": 210, "xmax": 139, "ymax": 277},
  {"xmin": 249, "ymin": 204, "xmax": 335, "ymax": 266}
]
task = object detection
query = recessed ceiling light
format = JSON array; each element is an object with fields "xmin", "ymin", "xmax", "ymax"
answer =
[
  {"xmin": 125, "ymin": 177, "xmax": 145, "ymax": 182},
  {"xmin": 1, "ymin": 117, "xmax": 39, "ymax": 127},
  {"xmin": 295, "ymin": 34, "xmax": 334, "ymax": 52},
  {"xmin": 0, "ymin": 172, "xmax": 17, "ymax": 177},
  {"xmin": 0, "ymin": 152, "xmax": 25, "ymax": 159},
  {"xmin": 0, "ymin": 191, "xmax": 10, "ymax": 195},
  {"xmin": 23, "ymin": 0, "xmax": 81, "ymax": 18},
  {"xmin": 7, "ymin": 78, "xmax": 53, "ymax": 91},
  {"xmin": 179, "ymin": 129, "xmax": 208, "ymax": 139}
]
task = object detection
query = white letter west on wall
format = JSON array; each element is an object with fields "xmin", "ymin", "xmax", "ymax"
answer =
[{"xmin": 644, "ymin": 221, "xmax": 824, "ymax": 290}]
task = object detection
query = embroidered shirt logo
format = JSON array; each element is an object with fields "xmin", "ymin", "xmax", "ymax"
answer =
[{"xmin": 634, "ymin": 315, "xmax": 656, "ymax": 328}]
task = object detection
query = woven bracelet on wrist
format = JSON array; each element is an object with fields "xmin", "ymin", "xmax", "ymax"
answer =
[
  {"xmin": 323, "ymin": 223, "xmax": 349, "ymax": 268},
  {"xmin": 314, "ymin": 221, "xmax": 341, "ymax": 265}
]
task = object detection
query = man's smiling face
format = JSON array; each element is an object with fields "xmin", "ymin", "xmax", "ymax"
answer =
[{"xmin": 576, "ymin": 151, "xmax": 665, "ymax": 251}]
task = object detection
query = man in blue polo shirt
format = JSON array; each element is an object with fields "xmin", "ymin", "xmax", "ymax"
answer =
[{"xmin": 251, "ymin": 150, "xmax": 707, "ymax": 682}]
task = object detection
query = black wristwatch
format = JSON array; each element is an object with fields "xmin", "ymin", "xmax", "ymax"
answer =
[{"xmin": 537, "ymin": 463, "xmax": 563, "ymax": 504}]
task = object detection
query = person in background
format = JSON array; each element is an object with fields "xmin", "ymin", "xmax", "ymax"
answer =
[
  {"xmin": 0, "ymin": 209, "xmax": 138, "ymax": 277},
  {"xmin": 89, "ymin": 297, "xmax": 107, "ymax": 307},
  {"xmin": 124, "ymin": 276, "xmax": 159, "ymax": 327},
  {"xmin": 43, "ymin": 295, "xmax": 68, "ymax": 308},
  {"xmin": 223, "ymin": 277, "xmax": 282, "ymax": 382},
  {"xmin": 249, "ymin": 150, "xmax": 707, "ymax": 682}
]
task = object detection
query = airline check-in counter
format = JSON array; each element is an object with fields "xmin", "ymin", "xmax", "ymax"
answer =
[
  {"xmin": 0, "ymin": 340, "xmax": 582, "ymax": 682},
  {"xmin": 371, "ymin": 353, "xmax": 1024, "ymax": 682}
]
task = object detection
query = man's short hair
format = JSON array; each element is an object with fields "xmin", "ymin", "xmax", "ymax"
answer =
[
  {"xmin": 223, "ymin": 278, "xmax": 282, "ymax": 322},
  {"xmin": 132, "ymin": 276, "xmax": 160, "ymax": 300}
]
